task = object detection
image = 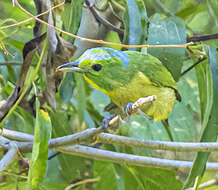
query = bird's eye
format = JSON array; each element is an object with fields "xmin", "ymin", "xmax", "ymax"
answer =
[{"xmin": 91, "ymin": 64, "xmax": 102, "ymax": 71}]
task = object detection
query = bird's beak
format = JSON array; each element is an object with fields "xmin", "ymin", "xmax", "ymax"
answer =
[{"xmin": 56, "ymin": 61, "xmax": 84, "ymax": 73}]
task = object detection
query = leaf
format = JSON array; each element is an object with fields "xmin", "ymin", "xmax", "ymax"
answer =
[
  {"xmin": 103, "ymin": 31, "xmax": 122, "ymax": 50},
  {"xmin": 177, "ymin": 60, "xmax": 200, "ymax": 114},
  {"xmin": 62, "ymin": 0, "xmax": 84, "ymax": 43},
  {"xmin": 130, "ymin": 166, "xmax": 182, "ymax": 190},
  {"xmin": 94, "ymin": 162, "xmax": 182, "ymax": 190},
  {"xmin": 94, "ymin": 161, "xmax": 118, "ymax": 190},
  {"xmin": 207, "ymin": 0, "xmax": 218, "ymax": 27},
  {"xmin": 28, "ymin": 99, "xmax": 52, "ymax": 188},
  {"xmin": 48, "ymin": 108, "xmax": 89, "ymax": 183},
  {"xmin": 123, "ymin": 0, "xmax": 147, "ymax": 50},
  {"xmin": 148, "ymin": 14, "xmax": 186, "ymax": 81},
  {"xmin": 75, "ymin": 73, "xmax": 86, "ymax": 127},
  {"xmin": 183, "ymin": 47, "xmax": 218, "ymax": 189},
  {"xmin": 162, "ymin": 0, "xmax": 182, "ymax": 14},
  {"xmin": 59, "ymin": 73, "xmax": 75, "ymax": 104}
]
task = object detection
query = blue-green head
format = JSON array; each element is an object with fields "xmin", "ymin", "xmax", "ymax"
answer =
[{"xmin": 57, "ymin": 47, "xmax": 130, "ymax": 91}]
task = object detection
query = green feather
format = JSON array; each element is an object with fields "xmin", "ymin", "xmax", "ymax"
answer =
[{"xmin": 59, "ymin": 47, "xmax": 181, "ymax": 121}]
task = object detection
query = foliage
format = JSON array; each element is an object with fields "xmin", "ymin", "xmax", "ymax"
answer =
[{"xmin": 0, "ymin": 0, "xmax": 218, "ymax": 190}]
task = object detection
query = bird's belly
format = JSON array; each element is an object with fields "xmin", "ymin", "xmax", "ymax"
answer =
[{"xmin": 108, "ymin": 73, "xmax": 176, "ymax": 121}]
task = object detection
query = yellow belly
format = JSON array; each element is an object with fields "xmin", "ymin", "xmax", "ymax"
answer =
[
  {"xmin": 84, "ymin": 72, "xmax": 177, "ymax": 122},
  {"xmin": 107, "ymin": 72, "xmax": 176, "ymax": 121}
]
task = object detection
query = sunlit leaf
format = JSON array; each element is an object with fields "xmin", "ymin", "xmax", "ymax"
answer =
[
  {"xmin": 183, "ymin": 47, "xmax": 218, "ymax": 189},
  {"xmin": 123, "ymin": 0, "xmax": 147, "ymax": 50},
  {"xmin": 28, "ymin": 99, "xmax": 52, "ymax": 188},
  {"xmin": 148, "ymin": 14, "xmax": 186, "ymax": 81}
]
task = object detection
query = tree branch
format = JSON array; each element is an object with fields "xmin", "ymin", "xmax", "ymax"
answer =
[
  {"xmin": 187, "ymin": 33, "xmax": 218, "ymax": 42},
  {"xmin": 98, "ymin": 133, "xmax": 218, "ymax": 152},
  {"xmin": 3, "ymin": 128, "xmax": 218, "ymax": 152},
  {"xmin": 0, "ymin": 142, "xmax": 18, "ymax": 172},
  {"xmin": 56, "ymin": 145, "xmax": 218, "ymax": 170},
  {"xmin": 84, "ymin": 0, "xmax": 123, "ymax": 35},
  {"xmin": 14, "ymin": 0, "xmax": 191, "ymax": 48},
  {"xmin": 2, "ymin": 131, "xmax": 218, "ymax": 170}
]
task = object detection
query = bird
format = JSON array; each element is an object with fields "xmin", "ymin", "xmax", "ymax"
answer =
[{"xmin": 57, "ymin": 47, "xmax": 181, "ymax": 122}]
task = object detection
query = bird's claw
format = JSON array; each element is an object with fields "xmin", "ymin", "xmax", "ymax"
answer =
[
  {"xmin": 124, "ymin": 102, "xmax": 134, "ymax": 115},
  {"xmin": 102, "ymin": 114, "xmax": 116, "ymax": 130}
]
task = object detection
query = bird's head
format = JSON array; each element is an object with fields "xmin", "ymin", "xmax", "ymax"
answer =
[{"xmin": 57, "ymin": 47, "xmax": 129, "ymax": 91}]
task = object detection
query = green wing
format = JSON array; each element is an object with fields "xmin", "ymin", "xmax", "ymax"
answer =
[
  {"xmin": 126, "ymin": 51, "xmax": 178, "ymax": 88},
  {"xmin": 126, "ymin": 51, "xmax": 181, "ymax": 100}
]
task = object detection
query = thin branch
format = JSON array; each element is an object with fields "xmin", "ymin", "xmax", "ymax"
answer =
[
  {"xmin": 3, "ymin": 128, "xmax": 218, "ymax": 152},
  {"xmin": 0, "ymin": 142, "xmax": 18, "ymax": 172},
  {"xmin": 49, "ymin": 127, "xmax": 104, "ymax": 148},
  {"xmin": 2, "ymin": 134, "xmax": 218, "ymax": 170},
  {"xmin": 56, "ymin": 145, "xmax": 218, "ymax": 170},
  {"xmin": 187, "ymin": 179, "xmax": 218, "ymax": 190},
  {"xmin": 85, "ymin": 0, "xmax": 123, "ymax": 35},
  {"xmin": 181, "ymin": 57, "xmax": 207, "ymax": 76},
  {"xmin": 2, "ymin": 128, "xmax": 34, "ymax": 142},
  {"xmin": 187, "ymin": 33, "xmax": 218, "ymax": 42},
  {"xmin": 65, "ymin": 177, "xmax": 100, "ymax": 190},
  {"xmin": 0, "ymin": 1, "xmax": 65, "ymax": 30},
  {"xmin": 14, "ymin": 0, "xmax": 191, "ymax": 48},
  {"xmin": 98, "ymin": 133, "xmax": 218, "ymax": 152},
  {"xmin": 0, "ymin": 62, "xmax": 22, "ymax": 66}
]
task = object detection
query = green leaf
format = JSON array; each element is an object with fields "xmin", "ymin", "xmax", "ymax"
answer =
[
  {"xmin": 75, "ymin": 73, "xmax": 86, "ymax": 127},
  {"xmin": 94, "ymin": 161, "xmax": 118, "ymax": 190},
  {"xmin": 123, "ymin": 0, "xmax": 147, "ymax": 50},
  {"xmin": 183, "ymin": 47, "xmax": 218, "ymax": 189},
  {"xmin": 130, "ymin": 166, "xmax": 182, "ymax": 190},
  {"xmin": 195, "ymin": 58, "xmax": 213, "ymax": 129},
  {"xmin": 178, "ymin": 60, "xmax": 200, "ymax": 114},
  {"xmin": 94, "ymin": 162, "xmax": 182, "ymax": 190},
  {"xmin": 207, "ymin": 0, "xmax": 218, "ymax": 28},
  {"xmin": 148, "ymin": 14, "xmax": 186, "ymax": 81},
  {"xmin": 28, "ymin": 99, "xmax": 52, "ymax": 189},
  {"xmin": 59, "ymin": 73, "xmax": 75, "ymax": 104},
  {"xmin": 104, "ymin": 31, "xmax": 122, "ymax": 50},
  {"xmin": 162, "ymin": 0, "xmax": 182, "ymax": 14},
  {"xmin": 48, "ymin": 108, "xmax": 89, "ymax": 183},
  {"xmin": 62, "ymin": 0, "xmax": 84, "ymax": 43}
]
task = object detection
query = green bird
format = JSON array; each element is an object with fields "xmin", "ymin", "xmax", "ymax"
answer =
[{"xmin": 57, "ymin": 47, "xmax": 181, "ymax": 122}]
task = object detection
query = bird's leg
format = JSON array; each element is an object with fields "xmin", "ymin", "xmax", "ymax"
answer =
[
  {"xmin": 101, "ymin": 114, "xmax": 116, "ymax": 130},
  {"xmin": 124, "ymin": 102, "xmax": 134, "ymax": 115}
]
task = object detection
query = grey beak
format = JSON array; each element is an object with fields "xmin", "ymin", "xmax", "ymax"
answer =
[{"xmin": 56, "ymin": 61, "xmax": 84, "ymax": 73}]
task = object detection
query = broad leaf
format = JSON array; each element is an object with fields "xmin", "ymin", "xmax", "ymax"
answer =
[
  {"xmin": 148, "ymin": 14, "xmax": 186, "ymax": 81},
  {"xmin": 183, "ymin": 47, "xmax": 218, "ymax": 189},
  {"xmin": 28, "ymin": 99, "xmax": 52, "ymax": 188},
  {"xmin": 123, "ymin": 0, "xmax": 147, "ymax": 50},
  {"xmin": 62, "ymin": 0, "xmax": 84, "ymax": 43}
]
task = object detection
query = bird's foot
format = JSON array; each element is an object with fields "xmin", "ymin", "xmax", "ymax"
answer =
[
  {"xmin": 124, "ymin": 102, "xmax": 134, "ymax": 115},
  {"xmin": 101, "ymin": 114, "xmax": 116, "ymax": 130}
]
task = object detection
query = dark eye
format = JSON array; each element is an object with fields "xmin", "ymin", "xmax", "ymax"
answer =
[{"xmin": 91, "ymin": 64, "xmax": 102, "ymax": 71}]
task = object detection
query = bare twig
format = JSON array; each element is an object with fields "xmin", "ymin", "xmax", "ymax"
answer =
[
  {"xmin": 3, "ymin": 128, "xmax": 218, "ymax": 152},
  {"xmin": 0, "ymin": 62, "xmax": 22, "ymax": 66},
  {"xmin": 65, "ymin": 177, "xmax": 100, "ymax": 190},
  {"xmin": 85, "ymin": 0, "xmax": 123, "ymax": 35},
  {"xmin": 187, "ymin": 179, "xmax": 218, "ymax": 190},
  {"xmin": 14, "ymin": 0, "xmax": 191, "ymax": 48},
  {"xmin": 98, "ymin": 133, "xmax": 218, "ymax": 152},
  {"xmin": 187, "ymin": 33, "xmax": 218, "ymax": 42},
  {"xmin": 56, "ymin": 145, "xmax": 218, "ymax": 170},
  {"xmin": 0, "ymin": 142, "xmax": 18, "ymax": 172},
  {"xmin": 181, "ymin": 57, "xmax": 207, "ymax": 76},
  {"xmin": 2, "ymin": 128, "xmax": 34, "ymax": 142},
  {"xmin": 49, "ymin": 127, "xmax": 104, "ymax": 148},
  {"xmin": 0, "ymin": 1, "xmax": 65, "ymax": 30},
  {"xmin": 2, "ymin": 132, "xmax": 218, "ymax": 170}
]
